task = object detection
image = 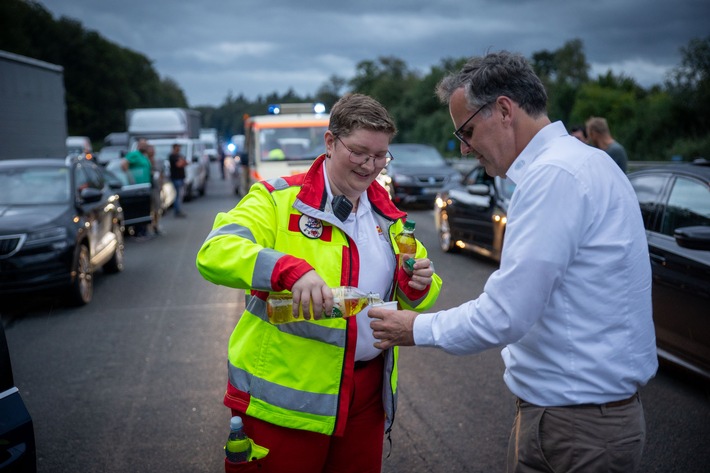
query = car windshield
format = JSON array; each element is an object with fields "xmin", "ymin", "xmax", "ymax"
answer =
[
  {"xmin": 260, "ymin": 126, "xmax": 327, "ymax": 161},
  {"xmin": 389, "ymin": 145, "xmax": 447, "ymax": 167},
  {"xmin": 0, "ymin": 166, "xmax": 70, "ymax": 204}
]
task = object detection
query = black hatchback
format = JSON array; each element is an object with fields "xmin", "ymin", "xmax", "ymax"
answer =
[
  {"xmin": 0, "ymin": 156, "xmax": 125, "ymax": 306},
  {"xmin": 434, "ymin": 165, "xmax": 516, "ymax": 263},
  {"xmin": 627, "ymin": 159, "xmax": 710, "ymax": 379}
]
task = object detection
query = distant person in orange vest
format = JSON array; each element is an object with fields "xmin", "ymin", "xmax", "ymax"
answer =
[{"xmin": 586, "ymin": 117, "xmax": 628, "ymax": 172}]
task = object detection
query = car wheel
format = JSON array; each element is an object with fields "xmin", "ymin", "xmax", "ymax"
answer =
[
  {"xmin": 438, "ymin": 214, "xmax": 458, "ymax": 253},
  {"xmin": 104, "ymin": 223, "xmax": 125, "ymax": 274},
  {"xmin": 68, "ymin": 244, "xmax": 93, "ymax": 306}
]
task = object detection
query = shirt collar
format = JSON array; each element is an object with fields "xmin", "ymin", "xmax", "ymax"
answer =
[{"xmin": 505, "ymin": 121, "xmax": 568, "ymax": 185}]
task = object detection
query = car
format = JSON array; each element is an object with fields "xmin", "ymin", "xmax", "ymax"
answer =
[
  {"xmin": 378, "ymin": 143, "xmax": 462, "ymax": 206},
  {"xmin": 65, "ymin": 136, "xmax": 92, "ymax": 156},
  {"xmin": 103, "ymin": 160, "xmax": 176, "ymax": 234},
  {"xmin": 627, "ymin": 159, "xmax": 710, "ymax": 379},
  {"xmin": 0, "ymin": 322, "xmax": 36, "ymax": 473},
  {"xmin": 0, "ymin": 156, "xmax": 125, "ymax": 306},
  {"xmin": 147, "ymin": 138, "xmax": 208, "ymax": 201},
  {"xmin": 434, "ymin": 164, "xmax": 516, "ymax": 262},
  {"xmin": 223, "ymin": 155, "xmax": 244, "ymax": 196},
  {"xmin": 96, "ymin": 145, "xmax": 126, "ymax": 166}
]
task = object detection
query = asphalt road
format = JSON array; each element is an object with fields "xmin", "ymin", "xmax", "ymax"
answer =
[{"xmin": 3, "ymin": 166, "xmax": 709, "ymax": 472}]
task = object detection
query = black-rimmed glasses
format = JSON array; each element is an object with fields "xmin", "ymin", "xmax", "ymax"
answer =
[
  {"xmin": 335, "ymin": 136, "xmax": 393, "ymax": 166},
  {"xmin": 453, "ymin": 102, "xmax": 491, "ymax": 148}
]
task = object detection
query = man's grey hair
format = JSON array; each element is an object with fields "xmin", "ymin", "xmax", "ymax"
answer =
[{"xmin": 436, "ymin": 51, "xmax": 548, "ymax": 118}]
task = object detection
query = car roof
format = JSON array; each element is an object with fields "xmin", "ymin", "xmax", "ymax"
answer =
[{"xmin": 628, "ymin": 159, "xmax": 710, "ymax": 181}]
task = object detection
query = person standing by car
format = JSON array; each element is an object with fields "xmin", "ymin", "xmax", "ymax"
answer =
[
  {"xmin": 122, "ymin": 138, "xmax": 152, "ymax": 184},
  {"xmin": 196, "ymin": 93, "xmax": 441, "ymax": 473},
  {"xmin": 168, "ymin": 143, "xmax": 188, "ymax": 218},
  {"xmin": 146, "ymin": 144, "xmax": 164, "ymax": 235},
  {"xmin": 369, "ymin": 51, "xmax": 657, "ymax": 473},
  {"xmin": 123, "ymin": 138, "xmax": 153, "ymax": 238},
  {"xmin": 586, "ymin": 116, "xmax": 629, "ymax": 172}
]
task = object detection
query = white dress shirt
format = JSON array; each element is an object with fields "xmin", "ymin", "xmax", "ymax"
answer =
[{"xmin": 413, "ymin": 121, "xmax": 658, "ymax": 406}]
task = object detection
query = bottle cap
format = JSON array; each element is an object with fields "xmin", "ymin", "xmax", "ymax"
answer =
[
  {"xmin": 230, "ymin": 416, "xmax": 244, "ymax": 430},
  {"xmin": 404, "ymin": 220, "xmax": 415, "ymax": 231},
  {"xmin": 405, "ymin": 258, "xmax": 416, "ymax": 271}
]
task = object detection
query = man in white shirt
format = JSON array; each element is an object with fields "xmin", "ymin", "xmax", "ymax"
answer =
[{"xmin": 369, "ymin": 51, "xmax": 657, "ymax": 473}]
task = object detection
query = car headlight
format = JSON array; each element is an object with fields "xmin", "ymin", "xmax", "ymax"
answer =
[{"xmin": 25, "ymin": 226, "xmax": 68, "ymax": 246}]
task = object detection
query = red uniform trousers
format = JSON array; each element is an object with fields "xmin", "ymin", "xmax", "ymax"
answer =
[{"xmin": 226, "ymin": 354, "xmax": 386, "ymax": 473}]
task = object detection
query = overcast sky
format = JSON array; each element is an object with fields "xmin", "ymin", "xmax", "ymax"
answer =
[{"xmin": 40, "ymin": 0, "xmax": 708, "ymax": 108}]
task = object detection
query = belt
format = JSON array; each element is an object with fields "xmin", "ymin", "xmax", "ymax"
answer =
[{"xmin": 518, "ymin": 392, "xmax": 639, "ymax": 409}]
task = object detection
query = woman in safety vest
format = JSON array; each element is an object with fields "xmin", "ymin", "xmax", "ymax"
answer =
[{"xmin": 196, "ymin": 93, "xmax": 442, "ymax": 473}]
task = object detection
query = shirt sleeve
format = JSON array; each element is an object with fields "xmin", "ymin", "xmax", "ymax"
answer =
[{"xmin": 413, "ymin": 165, "xmax": 589, "ymax": 354}]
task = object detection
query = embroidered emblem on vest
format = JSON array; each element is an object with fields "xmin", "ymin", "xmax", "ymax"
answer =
[{"xmin": 299, "ymin": 215, "xmax": 324, "ymax": 239}]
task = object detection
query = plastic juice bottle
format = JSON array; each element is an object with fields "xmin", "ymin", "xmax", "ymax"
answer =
[
  {"xmin": 328, "ymin": 287, "xmax": 382, "ymax": 319},
  {"xmin": 266, "ymin": 288, "xmax": 382, "ymax": 324},
  {"xmin": 394, "ymin": 220, "xmax": 416, "ymax": 269}
]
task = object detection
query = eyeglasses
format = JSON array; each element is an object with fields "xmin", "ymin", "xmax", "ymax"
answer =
[
  {"xmin": 453, "ymin": 102, "xmax": 491, "ymax": 148},
  {"xmin": 335, "ymin": 136, "xmax": 393, "ymax": 166}
]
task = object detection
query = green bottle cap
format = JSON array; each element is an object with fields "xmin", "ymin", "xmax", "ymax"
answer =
[
  {"xmin": 404, "ymin": 220, "xmax": 415, "ymax": 231},
  {"xmin": 405, "ymin": 258, "xmax": 416, "ymax": 271}
]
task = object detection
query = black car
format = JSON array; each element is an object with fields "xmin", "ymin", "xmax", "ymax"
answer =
[
  {"xmin": 434, "ymin": 165, "xmax": 516, "ymax": 262},
  {"xmin": 378, "ymin": 144, "xmax": 461, "ymax": 206},
  {"xmin": 627, "ymin": 159, "xmax": 710, "ymax": 379},
  {"xmin": 0, "ymin": 156, "xmax": 125, "ymax": 306},
  {"xmin": 0, "ymin": 322, "xmax": 36, "ymax": 472},
  {"xmin": 103, "ymin": 159, "xmax": 176, "ymax": 233}
]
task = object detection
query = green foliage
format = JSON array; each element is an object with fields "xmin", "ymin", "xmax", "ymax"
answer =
[
  {"xmin": 0, "ymin": 0, "xmax": 188, "ymax": 143},
  {"xmin": 2, "ymin": 1, "xmax": 707, "ymax": 161}
]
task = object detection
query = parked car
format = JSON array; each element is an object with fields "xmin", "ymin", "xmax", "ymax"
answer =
[
  {"xmin": 103, "ymin": 160, "xmax": 176, "ymax": 233},
  {"xmin": 627, "ymin": 159, "xmax": 710, "ymax": 379},
  {"xmin": 223, "ymin": 155, "xmax": 244, "ymax": 196},
  {"xmin": 147, "ymin": 138, "xmax": 208, "ymax": 201},
  {"xmin": 0, "ymin": 322, "xmax": 36, "ymax": 472},
  {"xmin": 378, "ymin": 143, "xmax": 461, "ymax": 206},
  {"xmin": 0, "ymin": 156, "xmax": 124, "ymax": 306},
  {"xmin": 65, "ymin": 135, "xmax": 92, "ymax": 156},
  {"xmin": 96, "ymin": 145, "xmax": 126, "ymax": 166},
  {"xmin": 434, "ymin": 165, "xmax": 516, "ymax": 262}
]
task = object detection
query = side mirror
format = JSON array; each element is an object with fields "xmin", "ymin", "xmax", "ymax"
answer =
[
  {"xmin": 674, "ymin": 226, "xmax": 710, "ymax": 251},
  {"xmin": 466, "ymin": 184, "xmax": 491, "ymax": 196},
  {"xmin": 79, "ymin": 187, "xmax": 103, "ymax": 204}
]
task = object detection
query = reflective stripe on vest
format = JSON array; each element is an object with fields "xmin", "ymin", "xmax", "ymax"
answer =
[
  {"xmin": 204, "ymin": 222, "xmax": 284, "ymax": 291},
  {"xmin": 205, "ymin": 223, "xmax": 255, "ymax": 242},
  {"xmin": 228, "ymin": 363, "xmax": 338, "ymax": 417},
  {"xmin": 246, "ymin": 295, "xmax": 347, "ymax": 347}
]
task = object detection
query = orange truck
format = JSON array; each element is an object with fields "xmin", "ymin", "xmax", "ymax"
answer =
[{"xmin": 240, "ymin": 103, "xmax": 330, "ymax": 190}]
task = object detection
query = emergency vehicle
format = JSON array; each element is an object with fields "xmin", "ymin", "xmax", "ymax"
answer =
[{"xmin": 241, "ymin": 103, "xmax": 330, "ymax": 190}]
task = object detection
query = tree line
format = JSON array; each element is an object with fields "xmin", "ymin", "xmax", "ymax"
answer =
[{"xmin": 2, "ymin": 0, "xmax": 708, "ymax": 161}]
